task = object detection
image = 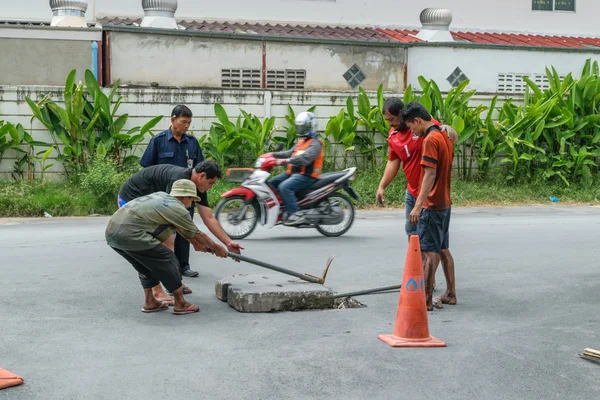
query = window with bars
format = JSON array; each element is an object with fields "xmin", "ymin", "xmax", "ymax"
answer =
[
  {"xmin": 497, "ymin": 73, "xmax": 530, "ymax": 93},
  {"xmin": 532, "ymin": 0, "xmax": 575, "ymax": 12},
  {"xmin": 497, "ymin": 73, "xmax": 567, "ymax": 93},
  {"xmin": 221, "ymin": 69, "xmax": 261, "ymax": 89},
  {"xmin": 221, "ymin": 69, "xmax": 306, "ymax": 89},
  {"xmin": 266, "ymin": 69, "xmax": 306, "ymax": 90}
]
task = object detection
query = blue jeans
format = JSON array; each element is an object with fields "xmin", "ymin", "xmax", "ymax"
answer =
[
  {"xmin": 269, "ymin": 172, "xmax": 316, "ymax": 214},
  {"xmin": 404, "ymin": 190, "xmax": 418, "ymax": 236}
]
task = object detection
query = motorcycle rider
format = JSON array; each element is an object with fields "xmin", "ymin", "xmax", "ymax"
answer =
[{"xmin": 267, "ymin": 111, "xmax": 325, "ymax": 226}]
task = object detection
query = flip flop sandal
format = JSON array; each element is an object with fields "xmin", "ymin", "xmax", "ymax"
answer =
[
  {"xmin": 159, "ymin": 298, "xmax": 175, "ymax": 307},
  {"xmin": 167, "ymin": 286, "xmax": 193, "ymax": 295},
  {"xmin": 142, "ymin": 302, "xmax": 169, "ymax": 313},
  {"xmin": 172, "ymin": 304, "xmax": 200, "ymax": 315}
]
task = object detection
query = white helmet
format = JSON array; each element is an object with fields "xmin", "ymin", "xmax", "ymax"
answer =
[{"xmin": 295, "ymin": 111, "xmax": 318, "ymax": 137}]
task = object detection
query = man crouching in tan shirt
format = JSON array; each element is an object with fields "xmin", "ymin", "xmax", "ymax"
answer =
[{"xmin": 105, "ymin": 179, "xmax": 228, "ymax": 315}]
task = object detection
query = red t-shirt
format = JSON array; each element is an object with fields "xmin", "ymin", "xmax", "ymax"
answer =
[{"xmin": 388, "ymin": 118, "xmax": 440, "ymax": 198}]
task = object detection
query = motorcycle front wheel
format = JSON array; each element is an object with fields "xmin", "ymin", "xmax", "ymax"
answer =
[
  {"xmin": 315, "ymin": 193, "xmax": 355, "ymax": 237},
  {"xmin": 214, "ymin": 196, "xmax": 259, "ymax": 240}
]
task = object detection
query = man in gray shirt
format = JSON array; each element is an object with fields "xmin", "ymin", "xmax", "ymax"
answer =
[
  {"xmin": 106, "ymin": 179, "xmax": 228, "ymax": 315},
  {"xmin": 268, "ymin": 111, "xmax": 325, "ymax": 226}
]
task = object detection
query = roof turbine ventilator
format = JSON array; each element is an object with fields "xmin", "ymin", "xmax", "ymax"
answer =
[
  {"xmin": 49, "ymin": 0, "xmax": 88, "ymax": 28},
  {"xmin": 141, "ymin": 0, "xmax": 179, "ymax": 30},
  {"xmin": 416, "ymin": 8, "xmax": 454, "ymax": 42}
]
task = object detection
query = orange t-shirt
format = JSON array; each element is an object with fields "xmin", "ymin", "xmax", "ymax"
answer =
[{"xmin": 420, "ymin": 126, "xmax": 454, "ymax": 210}]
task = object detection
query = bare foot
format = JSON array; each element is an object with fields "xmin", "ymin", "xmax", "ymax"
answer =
[
  {"xmin": 143, "ymin": 298, "xmax": 164, "ymax": 311},
  {"xmin": 439, "ymin": 292, "xmax": 457, "ymax": 305}
]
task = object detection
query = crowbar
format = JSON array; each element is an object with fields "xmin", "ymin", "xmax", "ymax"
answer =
[
  {"xmin": 332, "ymin": 284, "xmax": 402, "ymax": 299},
  {"xmin": 227, "ymin": 251, "xmax": 333, "ymax": 285},
  {"xmin": 580, "ymin": 348, "xmax": 600, "ymax": 362}
]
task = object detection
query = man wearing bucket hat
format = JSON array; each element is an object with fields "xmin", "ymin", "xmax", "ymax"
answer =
[
  {"xmin": 117, "ymin": 160, "xmax": 243, "ymax": 305},
  {"xmin": 106, "ymin": 179, "xmax": 228, "ymax": 315}
]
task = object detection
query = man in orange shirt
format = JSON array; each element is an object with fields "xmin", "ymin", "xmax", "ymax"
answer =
[
  {"xmin": 403, "ymin": 102, "xmax": 456, "ymax": 311},
  {"xmin": 377, "ymin": 98, "xmax": 457, "ymax": 292}
]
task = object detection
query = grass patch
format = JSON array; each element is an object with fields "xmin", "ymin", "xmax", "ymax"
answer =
[{"xmin": 2, "ymin": 169, "xmax": 600, "ymax": 218}]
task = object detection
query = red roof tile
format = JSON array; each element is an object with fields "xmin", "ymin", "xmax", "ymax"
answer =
[
  {"xmin": 378, "ymin": 28, "xmax": 600, "ymax": 49},
  {"xmin": 99, "ymin": 17, "xmax": 394, "ymax": 42}
]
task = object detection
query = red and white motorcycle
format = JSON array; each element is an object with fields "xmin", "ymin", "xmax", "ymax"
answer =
[{"xmin": 214, "ymin": 154, "xmax": 359, "ymax": 239}]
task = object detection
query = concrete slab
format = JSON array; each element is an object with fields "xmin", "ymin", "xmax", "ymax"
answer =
[{"xmin": 217, "ymin": 274, "xmax": 335, "ymax": 312}]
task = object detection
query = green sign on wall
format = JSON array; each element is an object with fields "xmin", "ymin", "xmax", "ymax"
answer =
[
  {"xmin": 532, "ymin": 0, "xmax": 553, "ymax": 11},
  {"xmin": 532, "ymin": 0, "xmax": 576, "ymax": 11},
  {"xmin": 554, "ymin": 0, "xmax": 575, "ymax": 11}
]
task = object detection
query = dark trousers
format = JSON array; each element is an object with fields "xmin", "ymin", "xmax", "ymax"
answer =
[
  {"xmin": 112, "ymin": 245, "xmax": 183, "ymax": 293},
  {"xmin": 174, "ymin": 206, "xmax": 194, "ymax": 272}
]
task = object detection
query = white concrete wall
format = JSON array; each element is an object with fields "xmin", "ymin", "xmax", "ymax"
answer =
[
  {"xmin": 266, "ymin": 42, "xmax": 405, "ymax": 91},
  {"xmin": 108, "ymin": 31, "xmax": 407, "ymax": 91},
  {"xmin": 407, "ymin": 46, "xmax": 600, "ymax": 93},
  {"xmin": 4, "ymin": 0, "xmax": 596, "ymax": 36}
]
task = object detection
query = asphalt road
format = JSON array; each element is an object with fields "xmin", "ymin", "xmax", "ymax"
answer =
[{"xmin": 1, "ymin": 206, "xmax": 599, "ymax": 399}]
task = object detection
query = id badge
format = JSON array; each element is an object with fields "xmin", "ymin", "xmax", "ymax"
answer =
[{"xmin": 186, "ymin": 149, "xmax": 193, "ymax": 168}]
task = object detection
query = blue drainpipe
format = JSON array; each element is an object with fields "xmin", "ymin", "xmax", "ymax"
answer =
[{"xmin": 92, "ymin": 41, "xmax": 98, "ymax": 80}]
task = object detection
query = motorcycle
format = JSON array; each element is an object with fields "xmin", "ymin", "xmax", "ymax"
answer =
[{"xmin": 214, "ymin": 154, "xmax": 359, "ymax": 239}]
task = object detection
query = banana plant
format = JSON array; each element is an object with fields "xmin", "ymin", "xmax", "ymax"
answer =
[
  {"xmin": 325, "ymin": 105, "xmax": 357, "ymax": 169},
  {"xmin": 354, "ymin": 85, "xmax": 389, "ymax": 170},
  {"xmin": 201, "ymin": 104, "xmax": 247, "ymax": 167},
  {"xmin": 26, "ymin": 70, "xmax": 100, "ymax": 175},
  {"xmin": 84, "ymin": 70, "xmax": 163, "ymax": 169},
  {"xmin": 240, "ymin": 109, "xmax": 276, "ymax": 160},
  {"xmin": 0, "ymin": 121, "xmax": 26, "ymax": 165},
  {"xmin": 413, "ymin": 76, "xmax": 484, "ymax": 179}
]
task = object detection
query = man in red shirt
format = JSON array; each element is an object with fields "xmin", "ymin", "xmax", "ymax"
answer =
[
  {"xmin": 403, "ymin": 102, "xmax": 456, "ymax": 312},
  {"xmin": 376, "ymin": 98, "xmax": 456, "ymax": 295}
]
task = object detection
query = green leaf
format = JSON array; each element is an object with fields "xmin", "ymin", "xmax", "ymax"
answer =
[
  {"xmin": 41, "ymin": 146, "xmax": 53, "ymax": 162},
  {"xmin": 420, "ymin": 95, "xmax": 432, "ymax": 113},
  {"xmin": 357, "ymin": 88, "xmax": 370, "ymax": 117},
  {"xmin": 532, "ymin": 120, "xmax": 545, "ymax": 141},
  {"xmin": 403, "ymin": 85, "xmax": 414, "ymax": 104},
  {"xmin": 523, "ymin": 77, "xmax": 544, "ymax": 98},
  {"xmin": 346, "ymin": 97, "xmax": 355, "ymax": 120},
  {"xmin": 457, "ymin": 126, "xmax": 476, "ymax": 145},
  {"xmin": 214, "ymin": 104, "xmax": 231, "ymax": 126},
  {"xmin": 64, "ymin": 69, "xmax": 77, "ymax": 113},
  {"xmin": 452, "ymin": 115, "xmax": 465, "ymax": 134},
  {"xmin": 519, "ymin": 153, "xmax": 535, "ymax": 161},
  {"xmin": 417, "ymin": 76, "xmax": 430, "ymax": 92},
  {"xmin": 545, "ymin": 116, "xmax": 570, "ymax": 129},
  {"xmin": 113, "ymin": 114, "xmax": 129, "ymax": 134},
  {"xmin": 96, "ymin": 141, "xmax": 107, "ymax": 160},
  {"xmin": 84, "ymin": 69, "xmax": 100, "ymax": 101},
  {"xmin": 377, "ymin": 84, "xmax": 385, "ymax": 110},
  {"xmin": 47, "ymin": 103, "xmax": 71, "ymax": 128}
]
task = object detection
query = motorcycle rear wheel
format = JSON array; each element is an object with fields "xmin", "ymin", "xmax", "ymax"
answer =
[
  {"xmin": 315, "ymin": 193, "xmax": 355, "ymax": 237},
  {"xmin": 214, "ymin": 196, "xmax": 259, "ymax": 240}
]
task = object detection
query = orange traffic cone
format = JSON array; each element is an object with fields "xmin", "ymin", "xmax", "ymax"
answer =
[
  {"xmin": 378, "ymin": 235, "xmax": 446, "ymax": 347},
  {"xmin": 0, "ymin": 367, "xmax": 24, "ymax": 390}
]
